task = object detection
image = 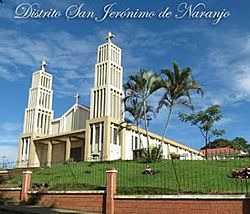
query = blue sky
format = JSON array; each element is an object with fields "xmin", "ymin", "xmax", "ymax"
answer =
[{"xmin": 0, "ymin": 0, "xmax": 250, "ymax": 162}]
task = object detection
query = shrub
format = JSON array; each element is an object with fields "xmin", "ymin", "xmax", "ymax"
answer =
[
  {"xmin": 142, "ymin": 146, "xmax": 162, "ymax": 162},
  {"xmin": 170, "ymin": 152, "xmax": 180, "ymax": 159}
]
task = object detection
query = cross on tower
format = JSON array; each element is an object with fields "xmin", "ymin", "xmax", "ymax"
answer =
[
  {"xmin": 41, "ymin": 60, "xmax": 48, "ymax": 72},
  {"xmin": 75, "ymin": 93, "xmax": 80, "ymax": 104},
  {"xmin": 106, "ymin": 31, "xmax": 115, "ymax": 43}
]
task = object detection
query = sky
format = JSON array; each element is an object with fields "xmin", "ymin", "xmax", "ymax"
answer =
[{"xmin": 0, "ymin": 0, "xmax": 250, "ymax": 163}]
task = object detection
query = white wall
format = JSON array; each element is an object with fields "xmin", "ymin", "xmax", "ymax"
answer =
[
  {"xmin": 124, "ymin": 128, "xmax": 203, "ymax": 160},
  {"xmin": 51, "ymin": 105, "xmax": 90, "ymax": 134},
  {"xmin": 51, "ymin": 120, "xmax": 60, "ymax": 134}
]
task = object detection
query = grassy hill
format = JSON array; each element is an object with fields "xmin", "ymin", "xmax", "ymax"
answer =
[{"xmin": 8, "ymin": 159, "xmax": 250, "ymax": 194}]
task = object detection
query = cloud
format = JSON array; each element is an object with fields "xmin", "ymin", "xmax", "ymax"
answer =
[
  {"xmin": 0, "ymin": 122, "xmax": 21, "ymax": 162},
  {"xmin": 0, "ymin": 66, "xmax": 24, "ymax": 81},
  {"xmin": 216, "ymin": 117, "xmax": 232, "ymax": 126},
  {"xmin": 0, "ymin": 145, "xmax": 18, "ymax": 164},
  {"xmin": 189, "ymin": 30, "xmax": 250, "ymax": 108},
  {"xmin": 0, "ymin": 1, "xmax": 16, "ymax": 20},
  {"xmin": 0, "ymin": 122, "xmax": 21, "ymax": 164},
  {"xmin": 0, "ymin": 131, "xmax": 19, "ymax": 162},
  {"xmin": 0, "ymin": 136, "xmax": 18, "ymax": 144},
  {"xmin": 118, "ymin": 25, "xmax": 248, "ymax": 114},
  {"xmin": 110, "ymin": 24, "xmax": 200, "ymax": 79},
  {"xmin": 0, "ymin": 23, "xmax": 248, "ymax": 121},
  {"xmin": 0, "ymin": 122, "xmax": 22, "ymax": 132},
  {"xmin": 0, "ymin": 29, "xmax": 99, "ymax": 100},
  {"xmin": 0, "ymin": 24, "xmax": 197, "ymax": 100},
  {"xmin": 234, "ymin": 68, "xmax": 250, "ymax": 96}
]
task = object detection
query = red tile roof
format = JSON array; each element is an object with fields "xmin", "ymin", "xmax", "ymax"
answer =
[{"xmin": 200, "ymin": 147, "xmax": 240, "ymax": 155}]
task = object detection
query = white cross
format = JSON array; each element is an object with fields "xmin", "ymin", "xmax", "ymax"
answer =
[
  {"xmin": 41, "ymin": 60, "xmax": 48, "ymax": 72},
  {"xmin": 75, "ymin": 93, "xmax": 80, "ymax": 104},
  {"xmin": 106, "ymin": 31, "xmax": 115, "ymax": 42}
]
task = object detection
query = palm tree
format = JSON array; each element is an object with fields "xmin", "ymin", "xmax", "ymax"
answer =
[
  {"xmin": 123, "ymin": 99, "xmax": 155, "ymax": 153},
  {"xmin": 124, "ymin": 69, "xmax": 161, "ymax": 160},
  {"xmin": 157, "ymin": 62, "xmax": 203, "ymax": 158}
]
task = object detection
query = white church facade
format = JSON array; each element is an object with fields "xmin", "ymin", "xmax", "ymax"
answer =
[{"xmin": 17, "ymin": 32, "xmax": 203, "ymax": 168}]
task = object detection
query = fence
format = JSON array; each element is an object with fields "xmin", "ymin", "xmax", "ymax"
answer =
[
  {"xmin": 118, "ymin": 158, "xmax": 250, "ymax": 194},
  {"xmin": 0, "ymin": 161, "xmax": 16, "ymax": 170},
  {"xmin": 1, "ymin": 157, "xmax": 250, "ymax": 194},
  {"xmin": 1, "ymin": 167, "xmax": 250, "ymax": 214},
  {"xmin": 0, "ymin": 161, "xmax": 107, "ymax": 190}
]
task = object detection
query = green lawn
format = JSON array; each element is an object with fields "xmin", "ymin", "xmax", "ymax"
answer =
[{"xmin": 8, "ymin": 159, "xmax": 250, "ymax": 194}]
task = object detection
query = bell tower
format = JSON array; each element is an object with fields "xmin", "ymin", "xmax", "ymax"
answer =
[
  {"xmin": 17, "ymin": 60, "xmax": 54, "ymax": 167},
  {"xmin": 23, "ymin": 60, "xmax": 54, "ymax": 135},
  {"xmin": 90, "ymin": 31, "xmax": 123, "ymax": 120},
  {"xmin": 85, "ymin": 32, "xmax": 124, "ymax": 161}
]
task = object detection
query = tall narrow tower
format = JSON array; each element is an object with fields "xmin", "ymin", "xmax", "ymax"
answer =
[
  {"xmin": 18, "ymin": 61, "xmax": 54, "ymax": 167},
  {"xmin": 23, "ymin": 60, "xmax": 54, "ymax": 135},
  {"xmin": 85, "ymin": 32, "xmax": 124, "ymax": 161}
]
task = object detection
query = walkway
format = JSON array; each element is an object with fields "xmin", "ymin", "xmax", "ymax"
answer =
[{"xmin": 0, "ymin": 204, "xmax": 100, "ymax": 214}]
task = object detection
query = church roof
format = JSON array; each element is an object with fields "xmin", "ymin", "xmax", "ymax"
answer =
[{"xmin": 52, "ymin": 103, "xmax": 89, "ymax": 122}]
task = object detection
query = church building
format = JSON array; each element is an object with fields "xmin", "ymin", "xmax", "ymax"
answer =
[{"xmin": 17, "ymin": 32, "xmax": 203, "ymax": 168}]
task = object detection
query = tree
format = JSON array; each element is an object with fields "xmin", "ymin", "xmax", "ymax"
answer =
[
  {"xmin": 231, "ymin": 137, "xmax": 249, "ymax": 151},
  {"xmin": 179, "ymin": 105, "xmax": 225, "ymax": 159},
  {"xmin": 123, "ymin": 98, "xmax": 155, "ymax": 152},
  {"xmin": 157, "ymin": 62, "xmax": 203, "ymax": 158},
  {"xmin": 201, "ymin": 137, "xmax": 249, "ymax": 152},
  {"xmin": 124, "ymin": 69, "xmax": 161, "ymax": 160},
  {"xmin": 201, "ymin": 138, "xmax": 231, "ymax": 149}
]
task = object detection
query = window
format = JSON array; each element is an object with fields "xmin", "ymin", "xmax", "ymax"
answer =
[
  {"xmin": 101, "ymin": 123, "xmax": 104, "ymax": 144},
  {"xmin": 113, "ymin": 127, "xmax": 118, "ymax": 145},
  {"xmin": 25, "ymin": 138, "xmax": 29, "ymax": 154},
  {"xmin": 110, "ymin": 124, "xmax": 119, "ymax": 145},
  {"xmin": 37, "ymin": 113, "xmax": 40, "ymax": 128},
  {"xmin": 96, "ymin": 126, "xmax": 100, "ymax": 145},
  {"xmin": 40, "ymin": 114, "xmax": 43, "ymax": 128},
  {"xmin": 21, "ymin": 139, "xmax": 25, "ymax": 155},
  {"xmin": 135, "ymin": 136, "xmax": 138, "ymax": 149},
  {"xmin": 131, "ymin": 135, "xmax": 134, "ymax": 150},
  {"xmin": 90, "ymin": 126, "xmax": 93, "ymax": 145}
]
